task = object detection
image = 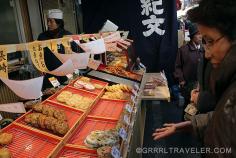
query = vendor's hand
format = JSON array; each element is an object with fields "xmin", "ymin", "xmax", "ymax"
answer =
[
  {"xmin": 152, "ymin": 123, "xmax": 177, "ymax": 140},
  {"xmin": 190, "ymin": 89, "xmax": 199, "ymax": 104},
  {"xmin": 179, "ymin": 81, "xmax": 186, "ymax": 88}
]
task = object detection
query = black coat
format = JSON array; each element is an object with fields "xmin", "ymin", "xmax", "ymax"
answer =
[
  {"xmin": 174, "ymin": 41, "xmax": 204, "ymax": 83},
  {"xmin": 203, "ymin": 43, "xmax": 236, "ymax": 157}
]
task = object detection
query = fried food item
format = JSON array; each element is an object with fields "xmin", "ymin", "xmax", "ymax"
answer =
[
  {"xmin": 42, "ymin": 105, "xmax": 54, "ymax": 117},
  {"xmin": 93, "ymin": 84, "xmax": 103, "ymax": 89},
  {"xmin": 0, "ymin": 148, "xmax": 11, "ymax": 158},
  {"xmin": 54, "ymin": 121, "xmax": 69, "ymax": 135},
  {"xmin": 79, "ymin": 77, "xmax": 91, "ymax": 82},
  {"xmin": 65, "ymin": 94, "xmax": 83, "ymax": 107},
  {"xmin": 53, "ymin": 109, "xmax": 67, "ymax": 121},
  {"xmin": 97, "ymin": 146, "xmax": 112, "ymax": 158},
  {"xmin": 105, "ymin": 84, "xmax": 132, "ymax": 93},
  {"xmin": 56, "ymin": 91, "xmax": 73, "ymax": 103},
  {"xmin": 0, "ymin": 133, "xmax": 13, "ymax": 145},
  {"xmin": 33, "ymin": 104, "xmax": 67, "ymax": 121},
  {"xmin": 25, "ymin": 113, "xmax": 69, "ymax": 136},
  {"xmin": 32, "ymin": 103, "xmax": 43, "ymax": 112}
]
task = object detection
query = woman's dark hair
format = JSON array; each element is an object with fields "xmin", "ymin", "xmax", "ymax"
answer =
[
  {"xmin": 55, "ymin": 19, "xmax": 65, "ymax": 30},
  {"xmin": 187, "ymin": 0, "xmax": 236, "ymax": 41}
]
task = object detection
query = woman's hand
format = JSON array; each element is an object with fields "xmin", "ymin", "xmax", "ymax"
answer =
[
  {"xmin": 152, "ymin": 123, "xmax": 177, "ymax": 140},
  {"xmin": 190, "ymin": 89, "xmax": 199, "ymax": 104}
]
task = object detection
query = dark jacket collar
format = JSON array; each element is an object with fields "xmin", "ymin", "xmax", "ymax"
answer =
[{"xmin": 187, "ymin": 41, "xmax": 203, "ymax": 52}]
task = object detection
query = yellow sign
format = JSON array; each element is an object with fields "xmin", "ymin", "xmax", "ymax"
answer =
[
  {"xmin": 28, "ymin": 42, "xmax": 48, "ymax": 72},
  {"xmin": 0, "ymin": 46, "xmax": 8, "ymax": 78}
]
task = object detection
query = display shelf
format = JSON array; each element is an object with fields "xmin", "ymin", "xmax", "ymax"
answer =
[
  {"xmin": 2, "ymin": 124, "xmax": 60, "ymax": 158},
  {"xmin": 56, "ymin": 145, "xmax": 97, "ymax": 158},
  {"xmin": 68, "ymin": 77, "xmax": 108, "ymax": 95},
  {"xmin": 88, "ymin": 98, "xmax": 126, "ymax": 120},
  {"xmin": 67, "ymin": 117, "xmax": 117, "ymax": 147}
]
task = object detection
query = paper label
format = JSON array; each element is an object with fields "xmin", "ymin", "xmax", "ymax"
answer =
[
  {"xmin": 74, "ymin": 69, "xmax": 80, "ymax": 75},
  {"xmin": 111, "ymin": 146, "xmax": 120, "ymax": 158},
  {"xmin": 0, "ymin": 102, "xmax": 26, "ymax": 113},
  {"xmin": 88, "ymin": 58, "xmax": 101, "ymax": 70},
  {"xmin": 49, "ymin": 77, "xmax": 60, "ymax": 87},
  {"xmin": 66, "ymin": 74, "xmax": 73, "ymax": 80},
  {"xmin": 124, "ymin": 114, "xmax": 130, "ymax": 125},
  {"xmin": 0, "ymin": 46, "xmax": 8, "ymax": 78},
  {"xmin": 119, "ymin": 128, "xmax": 127, "ymax": 141},
  {"xmin": 125, "ymin": 103, "xmax": 133, "ymax": 113}
]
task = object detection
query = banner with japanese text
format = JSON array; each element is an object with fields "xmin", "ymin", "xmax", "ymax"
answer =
[
  {"xmin": 82, "ymin": 0, "xmax": 178, "ymax": 78},
  {"xmin": 0, "ymin": 45, "xmax": 8, "ymax": 78}
]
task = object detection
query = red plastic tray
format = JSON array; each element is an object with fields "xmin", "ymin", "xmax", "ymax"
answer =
[
  {"xmin": 48, "ymin": 86, "xmax": 98, "ymax": 110},
  {"xmin": 16, "ymin": 100, "xmax": 84, "ymax": 137},
  {"xmin": 67, "ymin": 117, "xmax": 117, "ymax": 147},
  {"xmin": 88, "ymin": 99, "xmax": 126, "ymax": 119},
  {"xmin": 56, "ymin": 146, "xmax": 97, "ymax": 158},
  {"xmin": 2, "ymin": 124, "xmax": 59, "ymax": 158},
  {"xmin": 69, "ymin": 77, "xmax": 108, "ymax": 95}
]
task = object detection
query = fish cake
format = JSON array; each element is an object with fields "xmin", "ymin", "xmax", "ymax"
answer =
[{"xmin": 0, "ymin": 133, "xmax": 13, "ymax": 145}]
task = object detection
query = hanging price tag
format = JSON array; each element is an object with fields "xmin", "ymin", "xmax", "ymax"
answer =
[
  {"xmin": 111, "ymin": 146, "xmax": 121, "ymax": 158},
  {"xmin": 131, "ymin": 89, "xmax": 138, "ymax": 96},
  {"xmin": 66, "ymin": 74, "xmax": 73, "ymax": 80},
  {"xmin": 48, "ymin": 77, "xmax": 60, "ymax": 87},
  {"xmin": 125, "ymin": 104, "xmax": 133, "ymax": 113},
  {"xmin": 119, "ymin": 128, "xmax": 127, "ymax": 141},
  {"xmin": 123, "ymin": 114, "xmax": 130, "ymax": 125}
]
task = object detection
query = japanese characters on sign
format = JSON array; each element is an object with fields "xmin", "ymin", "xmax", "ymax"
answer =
[
  {"xmin": 28, "ymin": 42, "xmax": 49, "ymax": 72},
  {"xmin": 140, "ymin": 0, "xmax": 165, "ymax": 37},
  {"xmin": 0, "ymin": 46, "xmax": 8, "ymax": 78}
]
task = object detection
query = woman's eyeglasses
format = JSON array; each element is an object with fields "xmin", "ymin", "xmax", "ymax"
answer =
[{"xmin": 202, "ymin": 35, "xmax": 224, "ymax": 49}]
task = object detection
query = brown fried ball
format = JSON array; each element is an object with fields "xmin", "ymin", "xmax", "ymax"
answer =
[
  {"xmin": 53, "ymin": 110, "xmax": 67, "ymax": 121},
  {"xmin": 42, "ymin": 106, "xmax": 54, "ymax": 117},
  {"xmin": 55, "ymin": 121, "xmax": 69, "ymax": 135},
  {"xmin": 0, "ymin": 133, "xmax": 13, "ymax": 145},
  {"xmin": 38, "ymin": 114, "xmax": 47, "ymax": 129},
  {"xmin": 0, "ymin": 148, "xmax": 11, "ymax": 158},
  {"xmin": 32, "ymin": 103, "xmax": 43, "ymax": 112}
]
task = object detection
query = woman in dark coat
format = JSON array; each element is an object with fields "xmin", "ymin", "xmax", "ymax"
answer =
[{"xmin": 153, "ymin": 0, "xmax": 236, "ymax": 157}]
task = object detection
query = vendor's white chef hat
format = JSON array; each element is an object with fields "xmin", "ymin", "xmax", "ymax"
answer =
[{"xmin": 47, "ymin": 9, "xmax": 63, "ymax": 19}]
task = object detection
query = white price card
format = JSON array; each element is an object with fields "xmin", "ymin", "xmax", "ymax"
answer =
[
  {"xmin": 125, "ymin": 104, "xmax": 133, "ymax": 113},
  {"xmin": 119, "ymin": 128, "xmax": 127, "ymax": 141},
  {"xmin": 111, "ymin": 146, "xmax": 121, "ymax": 158},
  {"xmin": 123, "ymin": 114, "xmax": 130, "ymax": 125},
  {"xmin": 66, "ymin": 74, "xmax": 73, "ymax": 80},
  {"xmin": 133, "ymin": 83, "xmax": 139, "ymax": 91},
  {"xmin": 48, "ymin": 77, "xmax": 60, "ymax": 87},
  {"xmin": 74, "ymin": 69, "xmax": 80, "ymax": 75}
]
